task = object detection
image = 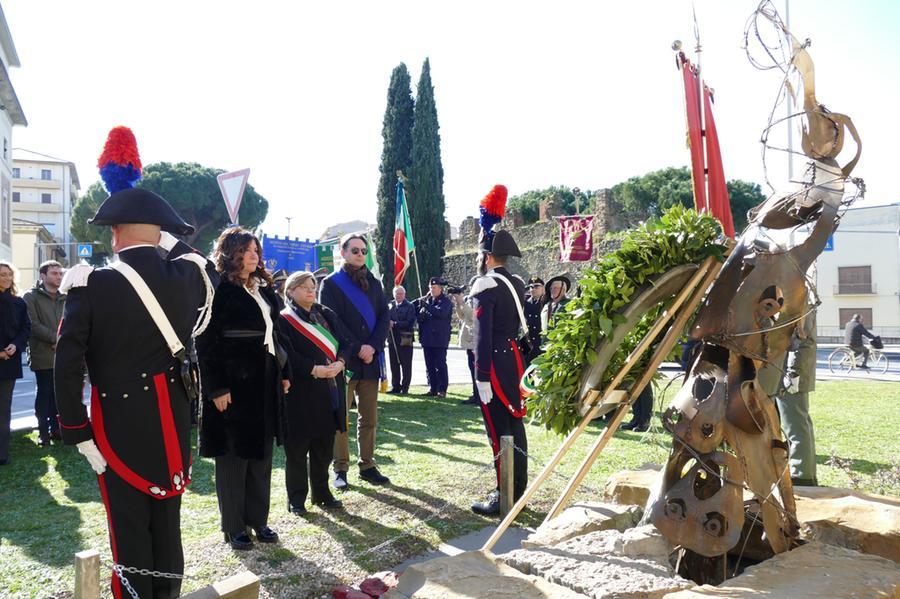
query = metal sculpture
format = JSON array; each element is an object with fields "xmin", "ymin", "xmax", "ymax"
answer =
[{"xmin": 649, "ymin": 0, "xmax": 864, "ymax": 560}]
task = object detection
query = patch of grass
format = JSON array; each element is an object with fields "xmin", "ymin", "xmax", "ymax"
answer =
[{"xmin": 0, "ymin": 380, "xmax": 896, "ymax": 597}]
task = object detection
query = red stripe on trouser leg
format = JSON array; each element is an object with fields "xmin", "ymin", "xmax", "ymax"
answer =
[
  {"xmin": 154, "ymin": 374, "xmax": 183, "ymax": 488},
  {"xmin": 489, "ymin": 342, "xmax": 527, "ymax": 418},
  {"xmin": 97, "ymin": 473, "xmax": 123, "ymax": 599},
  {"xmin": 480, "ymin": 402, "xmax": 501, "ymax": 487}
]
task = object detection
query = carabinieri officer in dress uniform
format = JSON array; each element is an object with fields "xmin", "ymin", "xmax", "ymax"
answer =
[
  {"xmin": 54, "ymin": 127, "xmax": 216, "ymax": 599},
  {"xmin": 470, "ymin": 185, "xmax": 529, "ymax": 516}
]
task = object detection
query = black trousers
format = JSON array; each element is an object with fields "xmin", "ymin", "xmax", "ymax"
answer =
[
  {"xmin": 388, "ymin": 333, "xmax": 413, "ymax": 392},
  {"xmin": 479, "ymin": 399, "xmax": 528, "ymax": 498},
  {"xmin": 630, "ymin": 386, "xmax": 654, "ymax": 425},
  {"xmin": 284, "ymin": 434, "xmax": 334, "ymax": 508},
  {"xmin": 98, "ymin": 468, "xmax": 183, "ymax": 599},
  {"xmin": 466, "ymin": 349, "xmax": 478, "ymax": 399},
  {"xmin": 0, "ymin": 378, "xmax": 15, "ymax": 462},
  {"xmin": 34, "ymin": 369, "xmax": 59, "ymax": 438},
  {"xmin": 422, "ymin": 346, "xmax": 449, "ymax": 393},
  {"xmin": 214, "ymin": 439, "xmax": 273, "ymax": 534}
]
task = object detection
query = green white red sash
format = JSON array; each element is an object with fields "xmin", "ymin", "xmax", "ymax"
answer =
[{"xmin": 281, "ymin": 306, "xmax": 338, "ymax": 362}]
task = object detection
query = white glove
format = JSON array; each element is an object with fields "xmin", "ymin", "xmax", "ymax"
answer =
[
  {"xmin": 77, "ymin": 440, "xmax": 107, "ymax": 475},
  {"xmin": 476, "ymin": 381, "xmax": 493, "ymax": 405},
  {"xmin": 158, "ymin": 231, "xmax": 179, "ymax": 252}
]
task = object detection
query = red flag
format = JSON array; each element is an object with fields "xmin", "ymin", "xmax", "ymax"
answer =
[
  {"xmin": 559, "ymin": 216, "xmax": 594, "ymax": 262},
  {"xmin": 679, "ymin": 54, "xmax": 735, "ymax": 237},
  {"xmin": 703, "ymin": 86, "xmax": 735, "ymax": 237},
  {"xmin": 682, "ymin": 59, "xmax": 707, "ymax": 213}
]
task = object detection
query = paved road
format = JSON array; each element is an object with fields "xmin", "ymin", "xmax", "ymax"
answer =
[{"xmin": 10, "ymin": 346, "xmax": 898, "ymax": 431}]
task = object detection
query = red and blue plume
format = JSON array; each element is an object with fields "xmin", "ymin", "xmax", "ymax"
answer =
[
  {"xmin": 479, "ymin": 184, "xmax": 508, "ymax": 239},
  {"xmin": 97, "ymin": 126, "xmax": 143, "ymax": 194}
]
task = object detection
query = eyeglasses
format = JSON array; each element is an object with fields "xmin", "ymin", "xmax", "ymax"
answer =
[
  {"xmin": 350, "ymin": 247, "xmax": 368, "ymax": 256},
  {"xmin": 296, "ymin": 285, "xmax": 317, "ymax": 292}
]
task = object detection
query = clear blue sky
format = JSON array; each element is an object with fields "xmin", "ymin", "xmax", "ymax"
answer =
[{"xmin": 5, "ymin": 1, "xmax": 897, "ymax": 241}]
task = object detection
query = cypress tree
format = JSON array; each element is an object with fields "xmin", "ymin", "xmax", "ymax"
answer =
[
  {"xmin": 374, "ymin": 64, "xmax": 414, "ymax": 295},
  {"xmin": 409, "ymin": 57, "xmax": 446, "ymax": 295}
]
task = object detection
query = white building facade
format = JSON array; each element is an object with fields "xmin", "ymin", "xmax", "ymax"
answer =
[
  {"xmin": 12, "ymin": 151, "xmax": 80, "ymax": 265},
  {"xmin": 0, "ymin": 6, "xmax": 27, "ymax": 262},
  {"xmin": 815, "ymin": 203, "xmax": 900, "ymax": 343}
]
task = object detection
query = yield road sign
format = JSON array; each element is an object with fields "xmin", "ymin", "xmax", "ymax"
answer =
[
  {"xmin": 217, "ymin": 168, "xmax": 250, "ymax": 225},
  {"xmin": 77, "ymin": 244, "xmax": 93, "ymax": 258}
]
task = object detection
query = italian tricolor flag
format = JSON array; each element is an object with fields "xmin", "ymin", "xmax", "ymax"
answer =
[{"xmin": 393, "ymin": 179, "xmax": 415, "ymax": 287}]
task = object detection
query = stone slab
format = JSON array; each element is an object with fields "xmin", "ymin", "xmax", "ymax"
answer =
[
  {"xmin": 794, "ymin": 485, "xmax": 900, "ymax": 563},
  {"xmin": 602, "ymin": 465, "xmax": 662, "ymax": 508},
  {"xmin": 523, "ymin": 502, "xmax": 642, "ymax": 549},
  {"xmin": 504, "ymin": 525, "xmax": 694, "ymax": 598},
  {"xmin": 383, "ymin": 550, "xmax": 586, "ymax": 599},
  {"xmin": 663, "ymin": 542, "xmax": 900, "ymax": 598}
]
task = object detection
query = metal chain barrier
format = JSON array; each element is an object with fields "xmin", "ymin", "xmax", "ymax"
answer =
[{"xmin": 94, "ymin": 452, "xmax": 503, "ymax": 598}]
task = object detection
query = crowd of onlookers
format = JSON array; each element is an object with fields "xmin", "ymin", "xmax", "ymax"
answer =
[{"xmin": 9, "ymin": 227, "xmax": 873, "ymax": 544}]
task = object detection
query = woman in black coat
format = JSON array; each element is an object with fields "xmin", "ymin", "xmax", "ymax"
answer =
[
  {"xmin": 0, "ymin": 261, "xmax": 30, "ymax": 466},
  {"xmin": 197, "ymin": 228, "xmax": 290, "ymax": 551},
  {"xmin": 277, "ymin": 271, "xmax": 356, "ymax": 514}
]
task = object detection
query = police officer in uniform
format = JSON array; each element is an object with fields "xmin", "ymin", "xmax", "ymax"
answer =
[
  {"xmin": 523, "ymin": 276, "xmax": 545, "ymax": 362},
  {"xmin": 55, "ymin": 127, "xmax": 215, "ymax": 599},
  {"xmin": 470, "ymin": 184, "xmax": 529, "ymax": 516}
]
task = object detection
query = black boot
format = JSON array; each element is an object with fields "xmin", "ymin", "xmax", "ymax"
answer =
[{"xmin": 471, "ymin": 490, "xmax": 501, "ymax": 516}]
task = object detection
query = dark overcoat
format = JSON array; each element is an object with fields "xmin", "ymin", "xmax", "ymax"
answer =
[
  {"xmin": 319, "ymin": 269, "xmax": 389, "ymax": 381},
  {"xmin": 0, "ymin": 291, "xmax": 29, "ymax": 380},
  {"xmin": 197, "ymin": 279, "xmax": 289, "ymax": 460},
  {"xmin": 276, "ymin": 302, "xmax": 357, "ymax": 440}
]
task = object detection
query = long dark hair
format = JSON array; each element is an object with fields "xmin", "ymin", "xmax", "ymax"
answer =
[{"xmin": 211, "ymin": 227, "xmax": 274, "ymax": 287}]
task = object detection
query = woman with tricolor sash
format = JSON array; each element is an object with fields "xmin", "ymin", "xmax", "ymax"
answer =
[{"xmin": 277, "ymin": 271, "xmax": 356, "ymax": 514}]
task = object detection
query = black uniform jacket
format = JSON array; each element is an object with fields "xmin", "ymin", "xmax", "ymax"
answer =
[
  {"xmin": 524, "ymin": 296, "xmax": 544, "ymax": 359},
  {"xmin": 197, "ymin": 279, "xmax": 290, "ymax": 460},
  {"xmin": 319, "ymin": 269, "xmax": 389, "ymax": 381},
  {"xmin": 55, "ymin": 243, "xmax": 213, "ymax": 499},
  {"xmin": 472, "ymin": 267, "xmax": 528, "ymax": 417},
  {"xmin": 276, "ymin": 301, "xmax": 356, "ymax": 439}
]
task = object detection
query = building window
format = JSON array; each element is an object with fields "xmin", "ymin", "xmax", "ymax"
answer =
[
  {"xmin": 11, "ymin": 167, "xmax": 19, "ymax": 178},
  {"xmin": 41, "ymin": 193, "xmax": 51, "ymax": 204},
  {"xmin": 41, "ymin": 169, "xmax": 51, "ymax": 180},
  {"xmin": 837, "ymin": 266, "xmax": 872, "ymax": 294},
  {"xmin": 12, "ymin": 192, "xmax": 19, "ymax": 202},
  {"xmin": 839, "ymin": 308, "xmax": 873, "ymax": 329}
]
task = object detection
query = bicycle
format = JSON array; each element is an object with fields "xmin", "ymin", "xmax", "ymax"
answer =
[{"xmin": 827, "ymin": 343, "xmax": 889, "ymax": 375}]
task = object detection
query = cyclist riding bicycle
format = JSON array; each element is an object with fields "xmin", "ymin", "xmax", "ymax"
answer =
[{"xmin": 843, "ymin": 313, "xmax": 876, "ymax": 369}]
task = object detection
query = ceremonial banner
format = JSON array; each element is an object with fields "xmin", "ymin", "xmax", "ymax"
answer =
[
  {"xmin": 393, "ymin": 180, "xmax": 415, "ymax": 286},
  {"xmin": 558, "ymin": 215, "xmax": 594, "ymax": 262},
  {"xmin": 702, "ymin": 86, "xmax": 735, "ymax": 237},
  {"xmin": 678, "ymin": 53, "xmax": 735, "ymax": 237}
]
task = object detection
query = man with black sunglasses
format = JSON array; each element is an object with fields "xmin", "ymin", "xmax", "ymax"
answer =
[{"xmin": 320, "ymin": 233, "xmax": 391, "ymax": 490}]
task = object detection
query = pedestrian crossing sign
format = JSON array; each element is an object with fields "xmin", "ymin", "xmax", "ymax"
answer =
[{"xmin": 77, "ymin": 244, "xmax": 92, "ymax": 258}]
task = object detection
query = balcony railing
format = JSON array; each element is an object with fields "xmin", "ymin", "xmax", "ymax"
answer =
[{"xmin": 834, "ymin": 283, "xmax": 876, "ymax": 295}]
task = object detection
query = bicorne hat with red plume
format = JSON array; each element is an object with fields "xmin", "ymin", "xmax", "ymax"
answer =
[
  {"xmin": 88, "ymin": 126, "xmax": 194, "ymax": 235},
  {"xmin": 478, "ymin": 184, "xmax": 521, "ymax": 257}
]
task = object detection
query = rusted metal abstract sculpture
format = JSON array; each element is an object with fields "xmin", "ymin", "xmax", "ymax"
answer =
[{"xmin": 649, "ymin": 0, "xmax": 864, "ymax": 563}]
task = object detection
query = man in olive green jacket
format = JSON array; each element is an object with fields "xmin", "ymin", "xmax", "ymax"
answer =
[
  {"xmin": 23, "ymin": 261, "xmax": 65, "ymax": 446},
  {"xmin": 757, "ymin": 308, "xmax": 818, "ymax": 486}
]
